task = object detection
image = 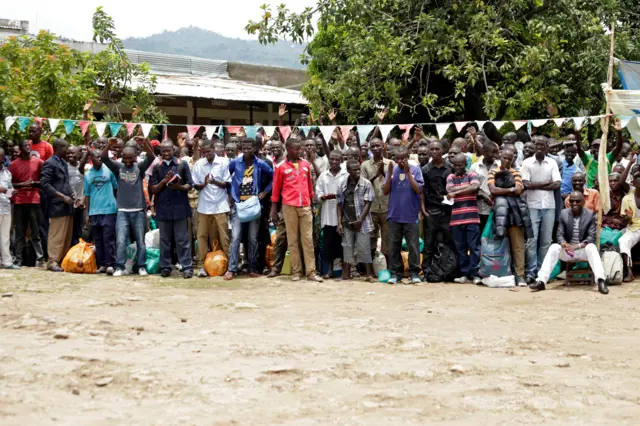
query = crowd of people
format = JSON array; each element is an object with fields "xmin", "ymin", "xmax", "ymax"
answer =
[{"xmin": 0, "ymin": 108, "xmax": 637, "ymax": 296}]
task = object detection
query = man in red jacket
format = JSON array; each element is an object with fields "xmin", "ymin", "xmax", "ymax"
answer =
[{"xmin": 270, "ymin": 138, "xmax": 323, "ymax": 282}]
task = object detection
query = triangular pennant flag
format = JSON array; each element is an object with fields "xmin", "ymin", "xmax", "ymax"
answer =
[
  {"xmin": 571, "ymin": 117, "xmax": 586, "ymax": 129},
  {"xmin": 531, "ymin": 119, "xmax": 548, "ymax": 127},
  {"xmin": 339, "ymin": 125, "xmax": 353, "ymax": 141},
  {"xmin": 377, "ymin": 125, "xmax": 394, "ymax": 142},
  {"xmin": 78, "ymin": 121, "xmax": 91, "ymax": 136},
  {"xmin": 163, "ymin": 125, "xmax": 169, "ymax": 141},
  {"xmin": 589, "ymin": 115, "xmax": 605, "ymax": 124},
  {"xmin": 356, "ymin": 125, "xmax": 376, "ymax": 141},
  {"xmin": 298, "ymin": 126, "xmax": 314, "ymax": 137},
  {"xmin": 244, "ymin": 125, "xmax": 259, "ymax": 139},
  {"xmin": 203, "ymin": 125, "xmax": 217, "ymax": 139},
  {"xmin": 527, "ymin": 121, "xmax": 533, "ymax": 135},
  {"xmin": 262, "ymin": 126, "xmax": 277, "ymax": 137},
  {"xmin": 224, "ymin": 125, "xmax": 242, "ymax": 135},
  {"xmin": 435, "ymin": 123, "xmax": 451, "ymax": 139},
  {"xmin": 62, "ymin": 119, "xmax": 75, "ymax": 135},
  {"xmin": 552, "ymin": 118, "xmax": 565, "ymax": 127},
  {"xmin": 125, "ymin": 123, "xmax": 138, "ymax": 136},
  {"xmin": 454, "ymin": 121, "xmax": 469, "ymax": 133},
  {"xmin": 619, "ymin": 116, "xmax": 633, "ymax": 129},
  {"xmin": 278, "ymin": 126, "xmax": 292, "ymax": 141},
  {"xmin": 398, "ymin": 124, "xmax": 413, "ymax": 141},
  {"xmin": 318, "ymin": 126, "xmax": 336, "ymax": 142},
  {"xmin": 217, "ymin": 126, "xmax": 225, "ymax": 139},
  {"xmin": 93, "ymin": 121, "xmax": 107, "ymax": 137},
  {"xmin": 475, "ymin": 121, "xmax": 487, "ymax": 131},
  {"xmin": 18, "ymin": 117, "xmax": 32, "ymax": 131},
  {"xmin": 186, "ymin": 125, "xmax": 201, "ymax": 139},
  {"xmin": 33, "ymin": 117, "xmax": 44, "ymax": 127},
  {"xmin": 48, "ymin": 118, "xmax": 61, "ymax": 133},
  {"xmin": 109, "ymin": 122, "xmax": 122, "ymax": 137},
  {"xmin": 512, "ymin": 120, "xmax": 527, "ymax": 130},
  {"xmin": 140, "ymin": 123, "xmax": 153, "ymax": 138},
  {"xmin": 4, "ymin": 116, "xmax": 17, "ymax": 132},
  {"xmin": 491, "ymin": 121, "xmax": 506, "ymax": 129}
]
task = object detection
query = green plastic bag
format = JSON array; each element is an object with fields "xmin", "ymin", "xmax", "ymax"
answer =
[
  {"xmin": 481, "ymin": 212, "xmax": 495, "ymax": 240},
  {"xmin": 402, "ymin": 237, "xmax": 424, "ymax": 253},
  {"xmin": 145, "ymin": 248, "xmax": 160, "ymax": 274},
  {"xmin": 600, "ymin": 227, "xmax": 622, "ymax": 246},
  {"xmin": 378, "ymin": 270, "xmax": 391, "ymax": 283},
  {"xmin": 149, "ymin": 216, "xmax": 158, "ymax": 231}
]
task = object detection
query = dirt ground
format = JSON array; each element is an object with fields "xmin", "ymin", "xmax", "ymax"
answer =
[{"xmin": 1, "ymin": 269, "xmax": 640, "ymax": 425}]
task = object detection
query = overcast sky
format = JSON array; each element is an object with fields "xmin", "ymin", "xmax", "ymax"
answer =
[{"xmin": 3, "ymin": 0, "xmax": 316, "ymax": 41}]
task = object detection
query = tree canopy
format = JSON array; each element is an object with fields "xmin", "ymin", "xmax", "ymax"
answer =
[{"xmin": 247, "ymin": 0, "xmax": 640, "ymax": 124}]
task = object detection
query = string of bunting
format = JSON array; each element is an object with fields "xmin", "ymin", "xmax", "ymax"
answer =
[{"xmin": 4, "ymin": 114, "xmax": 639, "ymax": 141}]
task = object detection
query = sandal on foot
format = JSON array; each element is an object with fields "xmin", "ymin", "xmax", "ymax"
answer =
[{"xmin": 223, "ymin": 272, "xmax": 236, "ymax": 281}]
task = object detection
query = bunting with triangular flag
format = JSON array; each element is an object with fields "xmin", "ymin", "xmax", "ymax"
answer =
[
  {"xmin": 318, "ymin": 126, "xmax": 336, "ymax": 143},
  {"xmin": 125, "ymin": 123, "xmax": 137, "ymax": 136},
  {"xmin": 243, "ymin": 125, "xmax": 259, "ymax": 139},
  {"xmin": 398, "ymin": 124, "xmax": 413, "ymax": 141},
  {"xmin": 491, "ymin": 121, "xmax": 506, "ymax": 129},
  {"xmin": 454, "ymin": 121, "xmax": 469, "ymax": 133},
  {"xmin": 163, "ymin": 125, "xmax": 169, "ymax": 141},
  {"xmin": 62, "ymin": 120, "xmax": 75, "ymax": 135},
  {"xmin": 140, "ymin": 123, "xmax": 153, "ymax": 138},
  {"xmin": 93, "ymin": 122, "xmax": 107, "ymax": 137},
  {"xmin": 109, "ymin": 123, "xmax": 122, "ymax": 138},
  {"xmin": 48, "ymin": 119, "xmax": 61, "ymax": 133},
  {"xmin": 297, "ymin": 126, "xmax": 314, "ymax": 137},
  {"xmin": 619, "ymin": 116, "xmax": 633, "ymax": 129},
  {"xmin": 203, "ymin": 125, "xmax": 217, "ymax": 139},
  {"xmin": 78, "ymin": 121, "xmax": 91, "ymax": 136},
  {"xmin": 278, "ymin": 126, "xmax": 291, "ymax": 141},
  {"xmin": 18, "ymin": 117, "xmax": 32, "ymax": 131},
  {"xmin": 4, "ymin": 116, "xmax": 17, "ymax": 132},
  {"xmin": 571, "ymin": 117, "xmax": 586, "ymax": 129},
  {"xmin": 377, "ymin": 125, "xmax": 394, "ymax": 142},
  {"xmin": 475, "ymin": 121, "xmax": 487, "ymax": 131},
  {"xmin": 552, "ymin": 118, "xmax": 565, "ymax": 127},
  {"xmin": 186, "ymin": 125, "xmax": 201, "ymax": 139},
  {"xmin": 356, "ymin": 125, "xmax": 376, "ymax": 141},
  {"xmin": 435, "ymin": 123, "xmax": 451, "ymax": 139},
  {"xmin": 512, "ymin": 120, "xmax": 527, "ymax": 130},
  {"xmin": 531, "ymin": 119, "xmax": 548, "ymax": 127},
  {"xmin": 262, "ymin": 126, "xmax": 277, "ymax": 137},
  {"xmin": 33, "ymin": 117, "xmax": 44, "ymax": 127},
  {"xmin": 339, "ymin": 125, "xmax": 353, "ymax": 141}
]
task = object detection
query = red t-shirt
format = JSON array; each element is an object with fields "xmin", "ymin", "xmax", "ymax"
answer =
[
  {"xmin": 30, "ymin": 140, "xmax": 53, "ymax": 161},
  {"xmin": 9, "ymin": 157, "xmax": 43, "ymax": 204}
]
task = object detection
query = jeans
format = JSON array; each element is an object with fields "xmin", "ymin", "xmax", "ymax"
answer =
[
  {"xmin": 228, "ymin": 212, "xmax": 260, "ymax": 273},
  {"xmin": 451, "ymin": 224, "xmax": 481, "ymax": 278},
  {"xmin": 159, "ymin": 219, "xmax": 193, "ymax": 273},
  {"xmin": 91, "ymin": 214, "xmax": 116, "ymax": 268},
  {"xmin": 13, "ymin": 204, "xmax": 44, "ymax": 265},
  {"xmin": 526, "ymin": 208, "xmax": 555, "ymax": 276},
  {"xmin": 115, "ymin": 210, "xmax": 146, "ymax": 270},
  {"xmin": 388, "ymin": 221, "xmax": 420, "ymax": 280}
]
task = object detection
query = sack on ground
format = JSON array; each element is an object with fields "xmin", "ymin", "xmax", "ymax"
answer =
[
  {"xmin": 265, "ymin": 244, "xmax": 275, "ymax": 269},
  {"xmin": 479, "ymin": 237, "xmax": 511, "ymax": 278},
  {"xmin": 125, "ymin": 244, "xmax": 137, "ymax": 274},
  {"xmin": 62, "ymin": 239, "xmax": 98, "ymax": 274},
  {"xmin": 144, "ymin": 229, "xmax": 160, "ymax": 249},
  {"xmin": 425, "ymin": 243, "xmax": 457, "ymax": 281},
  {"xmin": 205, "ymin": 242, "xmax": 228, "ymax": 277},
  {"xmin": 602, "ymin": 251, "xmax": 623, "ymax": 285},
  {"xmin": 482, "ymin": 275, "xmax": 516, "ymax": 288},
  {"xmin": 372, "ymin": 251, "xmax": 387, "ymax": 276},
  {"xmin": 145, "ymin": 248, "xmax": 161, "ymax": 275}
]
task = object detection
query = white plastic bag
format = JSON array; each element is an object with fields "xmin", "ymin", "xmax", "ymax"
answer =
[
  {"xmin": 144, "ymin": 229, "xmax": 160, "ymax": 249},
  {"xmin": 373, "ymin": 251, "xmax": 387, "ymax": 275},
  {"xmin": 482, "ymin": 275, "xmax": 516, "ymax": 288}
]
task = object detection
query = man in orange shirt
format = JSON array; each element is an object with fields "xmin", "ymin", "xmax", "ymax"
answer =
[
  {"xmin": 563, "ymin": 172, "xmax": 599, "ymax": 212},
  {"xmin": 28, "ymin": 124, "xmax": 53, "ymax": 161}
]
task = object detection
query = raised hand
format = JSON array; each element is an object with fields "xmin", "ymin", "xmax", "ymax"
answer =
[
  {"xmin": 376, "ymin": 108, "xmax": 388, "ymax": 122},
  {"xmin": 279, "ymin": 104, "xmax": 288, "ymax": 117},
  {"xmin": 328, "ymin": 108, "xmax": 337, "ymax": 122}
]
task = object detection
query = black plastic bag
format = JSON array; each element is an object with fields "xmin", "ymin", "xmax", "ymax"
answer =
[{"xmin": 426, "ymin": 243, "xmax": 459, "ymax": 282}]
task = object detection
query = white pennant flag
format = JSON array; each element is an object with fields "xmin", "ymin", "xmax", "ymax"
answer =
[
  {"xmin": 203, "ymin": 125, "xmax": 217, "ymax": 139},
  {"xmin": 531, "ymin": 119, "xmax": 548, "ymax": 127},
  {"xmin": 4, "ymin": 116, "xmax": 17, "ymax": 132},
  {"xmin": 454, "ymin": 121, "xmax": 469, "ymax": 133},
  {"xmin": 262, "ymin": 126, "xmax": 277, "ymax": 137},
  {"xmin": 377, "ymin": 125, "xmax": 394, "ymax": 142},
  {"xmin": 617, "ymin": 116, "xmax": 632, "ymax": 129},
  {"xmin": 435, "ymin": 123, "xmax": 451, "ymax": 139},
  {"xmin": 512, "ymin": 120, "xmax": 527, "ymax": 130},
  {"xmin": 140, "ymin": 123, "xmax": 153, "ymax": 138},
  {"xmin": 552, "ymin": 118, "xmax": 565, "ymax": 127},
  {"xmin": 48, "ymin": 118, "xmax": 61, "ymax": 133},
  {"xmin": 318, "ymin": 126, "xmax": 336, "ymax": 143},
  {"xmin": 475, "ymin": 121, "xmax": 487, "ymax": 131},
  {"xmin": 491, "ymin": 121, "xmax": 506, "ymax": 129},
  {"xmin": 589, "ymin": 115, "xmax": 605, "ymax": 124},
  {"xmin": 572, "ymin": 117, "xmax": 586, "ymax": 129},
  {"xmin": 93, "ymin": 121, "xmax": 108, "ymax": 137}
]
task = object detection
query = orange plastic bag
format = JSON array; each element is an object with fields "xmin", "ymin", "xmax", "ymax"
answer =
[
  {"xmin": 204, "ymin": 241, "xmax": 228, "ymax": 277},
  {"xmin": 265, "ymin": 244, "xmax": 275, "ymax": 269},
  {"xmin": 401, "ymin": 251, "xmax": 423, "ymax": 278},
  {"xmin": 62, "ymin": 239, "xmax": 98, "ymax": 274}
]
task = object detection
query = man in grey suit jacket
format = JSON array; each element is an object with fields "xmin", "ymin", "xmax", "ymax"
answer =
[{"xmin": 530, "ymin": 190, "xmax": 608, "ymax": 294}]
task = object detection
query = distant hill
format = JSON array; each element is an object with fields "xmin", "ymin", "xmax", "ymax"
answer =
[{"xmin": 123, "ymin": 26, "xmax": 306, "ymax": 69}]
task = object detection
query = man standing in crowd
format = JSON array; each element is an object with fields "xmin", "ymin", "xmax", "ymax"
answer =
[
  {"xmin": 337, "ymin": 159, "xmax": 376, "ymax": 282},
  {"xmin": 41, "ymin": 139, "xmax": 74, "ymax": 272},
  {"xmin": 521, "ymin": 135, "xmax": 561, "ymax": 283},
  {"xmin": 192, "ymin": 140, "xmax": 231, "ymax": 278},
  {"xmin": 469, "ymin": 140, "xmax": 500, "ymax": 231},
  {"xmin": 384, "ymin": 146, "xmax": 424, "ymax": 285},
  {"xmin": 270, "ymin": 138, "xmax": 323, "ymax": 282},
  {"xmin": 84, "ymin": 150, "xmax": 118, "ymax": 275},
  {"xmin": 575, "ymin": 120, "xmax": 623, "ymax": 188},
  {"xmin": 28, "ymin": 124, "xmax": 53, "ymax": 161},
  {"xmin": 360, "ymin": 138, "xmax": 393, "ymax": 264},
  {"xmin": 560, "ymin": 142, "xmax": 578, "ymax": 199},
  {"xmin": 0, "ymin": 149, "xmax": 18, "ymax": 269},
  {"xmin": 102, "ymin": 137, "xmax": 155, "ymax": 277},
  {"xmin": 67, "ymin": 146, "xmax": 88, "ymax": 245},
  {"xmin": 150, "ymin": 140, "xmax": 194, "ymax": 279},
  {"xmin": 421, "ymin": 140, "xmax": 453, "ymax": 278},
  {"xmin": 317, "ymin": 151, "xmax": 348, "ymax": 278},
  {"xmin": 10, "ymin": 140, "xmax": 45, "ymax": 267},
  {"xmin": 530, "ymin": 191, "xmax": 608, "ymax": 294},
  {"xmin": 225, "ymin": 138, "xmax": 273, "ymax": 280}
]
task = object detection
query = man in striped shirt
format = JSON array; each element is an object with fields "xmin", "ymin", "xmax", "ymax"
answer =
[{"xmin": 446, "ymin": 154, "xmax": 481, "ymax": 284}]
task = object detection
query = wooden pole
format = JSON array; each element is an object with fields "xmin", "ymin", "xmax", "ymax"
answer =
[{"xmin": 597, "ymin": 21, "xmax": 616, "ymax": 249}]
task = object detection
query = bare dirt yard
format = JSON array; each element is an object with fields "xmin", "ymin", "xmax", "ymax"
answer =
[{"xmin": 1, "ymin": 269, "xmax": 640, "ymax": 425}]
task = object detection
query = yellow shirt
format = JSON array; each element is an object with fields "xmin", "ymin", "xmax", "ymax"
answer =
[{"xmin": 621, "ymin": 192, "xmax": 640, "ymax": 232}]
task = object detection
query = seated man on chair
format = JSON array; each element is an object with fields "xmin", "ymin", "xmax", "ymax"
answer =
[{"xmin": 529, "ymin": 191, "xmax": 608, "ymax": 294}]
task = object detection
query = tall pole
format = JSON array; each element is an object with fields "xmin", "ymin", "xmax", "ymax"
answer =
[{"xmin": 597, "ymin": 20, "xmax": 616, "ymax": 248}]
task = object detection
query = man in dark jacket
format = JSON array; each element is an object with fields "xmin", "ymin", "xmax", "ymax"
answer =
[
  {"xmin": 530, "ymin": 191, "xmax": 608, "ymax": 294},
  {"xmin": 40, "ymin": 139, "xmax": 74, "ymax": 272}
]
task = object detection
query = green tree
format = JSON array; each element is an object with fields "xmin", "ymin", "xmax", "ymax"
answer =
[{"xmin": 247, "ymin": 0, "xmax": 639, "ymax": 124}]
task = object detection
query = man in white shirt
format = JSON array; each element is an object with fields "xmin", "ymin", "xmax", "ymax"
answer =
[
  {"xmin": 521, "ymin": 136, "xmax": 561, "ymax": 284},
  {"xmin": 191, "ymin": 140, "xmax": 232, "ymax": 277}
]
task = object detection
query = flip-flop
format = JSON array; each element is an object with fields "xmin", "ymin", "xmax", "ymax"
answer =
[
  {"xmin": 248, "ymin": 272, "xmax": 260, "ymax": 278},
  {"xmin": 223, "ymin": 272, "xmax": 235, "ymax": 281}
]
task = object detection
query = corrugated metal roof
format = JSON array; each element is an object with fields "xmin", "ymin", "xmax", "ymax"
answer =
[
  {"xmin": 133, "ymin": 74, "xmax": 307, "ymax": 105},
  {"xmin": 125, "ymin": 49, "xmax": 228, "ymax": 78}
]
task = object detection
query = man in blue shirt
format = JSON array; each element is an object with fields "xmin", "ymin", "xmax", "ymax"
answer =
[
  {"xmin": 560, "ymin": 143, "xmax": 578, "ymax": 199},
  {"xmin": 149, "ymin": 140, "xmax": 194, "ymax": 279},
  {"xmin": 224, "ymin": 138, "xmax": 273, "ymax": 280},
  {"xmin": 84, "ymin": 150, "xmax": 118, "ymax": 275}
]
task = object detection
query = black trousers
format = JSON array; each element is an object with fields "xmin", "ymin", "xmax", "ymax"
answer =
[
  {"xmin": 13, "ymin": 204, "xmax": 45, "ymax": 265},
  {"xmin": 158, "ymin": 219, "xmax": 193, "ymax": 273},
  {"xmin": 322, "ymin": 225, "xmax": 343, "ymax": 269},
  {"xmin": 422, "ymin": 214, "xmax": 453, "ymax": 273}
]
